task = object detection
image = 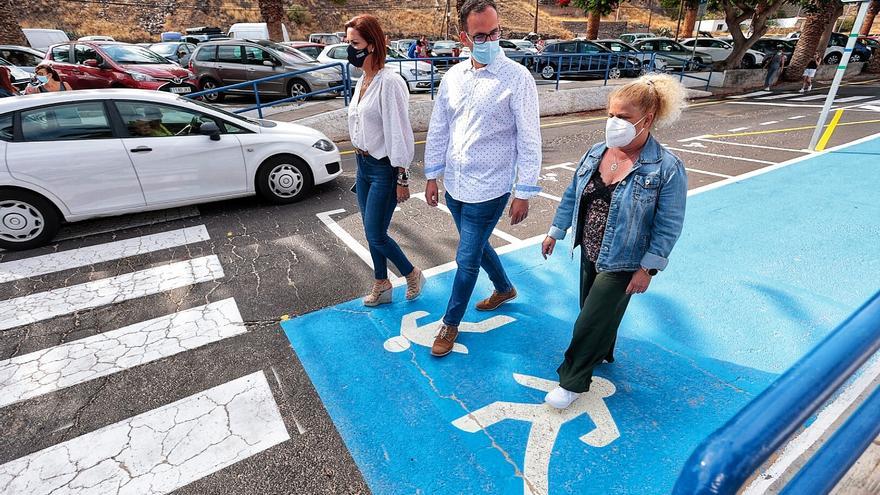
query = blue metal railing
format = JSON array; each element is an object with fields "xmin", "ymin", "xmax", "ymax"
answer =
[
  {"xmin": 185, "ymin": 62, "xmax": 351, "ymax": 118},
  {"xmin": 673, "ymin": 291, "xmax": 880, "ymax": 494}
]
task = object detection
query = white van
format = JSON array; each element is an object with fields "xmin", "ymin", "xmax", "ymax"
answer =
[
  {"xmin": 22, "ymin": 28, "xmax": 70, "ymax": 51},
  {"xmin": 227, "ymin": 23, "xmax": 289, "ymax": 42}
]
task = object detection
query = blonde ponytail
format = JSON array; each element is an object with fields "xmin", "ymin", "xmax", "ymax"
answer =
[{"xmin": 609, "ymin": 73, "xmax": 688, "ymax": 128}]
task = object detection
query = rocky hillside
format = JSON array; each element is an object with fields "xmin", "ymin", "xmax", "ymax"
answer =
[{"xmin": 16, "ymin": 0, "xmax": 573, "ymax": 43}]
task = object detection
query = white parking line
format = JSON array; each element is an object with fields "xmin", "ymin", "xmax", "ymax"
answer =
[
  {"xmin": 727, "ymin": 127, "xmax": 750, "ymax": 132},
  {"xmin": 543, "ymin": 162, "xmax": 575, "ymax": 170},
  {"xmin": 0, "ymin": 256, "xmax": 225, "ymax": 331},
  {"xmin": 316, "ymin": 209, "xmax": 399, "ymax": 282},
  {"xmin": 731, "ymin": 101, "xmax": 824, "ymax": 108},
  {"xmin": 789, "ymin": 94, "xmax": 828, "ymax": 102},
  {"xmin": 788, "ymin": 115, "xmax": 806, "ymax": 120},
  {"xmin": 729, "ymin": 90, "xmax": 771, "ymax": 99},
  {"xmin": 685, "ymin": 168, "xmax": 733, "ymax": 179},
  {"xmin": 0, "ymin": 372, "xmax": 289, "ymax": 495},
  {"xmin": 861, "ymin": 105, "xmax": 880, "ymax": 112},
  {"xmin": 0, "ymin": 226, "xmax": 211, "ymax": 284},
  {"xmin": 0, "ymin": 299, "xmax": 245, "ymax": 409},
  {"xmin": 695, "ymin": 138, "xmax": 809, "ymax": 153},
  {"xmin": 833, "ymin": 95, "xmax": 873, "ymax": 103},
  {"xmin": 666, "ymin": 147, "xmax": 777, "ymax": 165},
  {"xmin": 756, "ymin": 93, "xmax": 799, "ymax": 100},
  {"xmin": 538, "ymin": 192, "xmax": 562, "ymax": 202},
  {"xmin": 678, "ymin": 134, "xmax": 711, "ymax": 143},
  {"xmin": 411, "ymin": 192, "xmax": 522, "ymax": 244},
  {"xmin": 759, "ymin": 121, "xmax": 780, "ymax": 126}
]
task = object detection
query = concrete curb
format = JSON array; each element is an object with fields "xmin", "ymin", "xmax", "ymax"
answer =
[{"xmin": 295, "ymin": 86, "xmax": 712, "ymax": 142}]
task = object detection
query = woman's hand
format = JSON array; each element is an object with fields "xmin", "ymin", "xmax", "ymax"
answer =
[
  {"xmin": 541, "ymin": 236, "xmax": 556, "ymax": 259},
  {"xmin": 397, "ymin": 185, "xmax": 410, "ymax": 203},
  {"xmin": 626, "ymin": 270, "xmax": 652, "ymax": 295}
]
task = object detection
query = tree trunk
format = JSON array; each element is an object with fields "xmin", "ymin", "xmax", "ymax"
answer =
[
  {"xmin": 586, "ymin": 9, "xmax": 600, "ymax": 40},
  {"xmin": 859, "ymin": 0, "xmax": 879, "ymax": 36},
  {"xmin": 683, "ymin": 1, "xmax": 698, "ymax": 38},
  {"xmin": 784, "ymin": 0, "xmax": 842, "ymax": 81},
  {"xmin": 0, "ymin": 0, "xmax": 26, "ymax": 46},
  {"xmin": 721, "ymin": 0, "xmax": 787, "ymax": 70},
  {"xmin": 456, "ymin": 0, "xmax": 466, "ymax": 32},
  {"xmin": 866, "ymin": 47, "xmax": 880, "ymax": 73},
  {"xmin": 259, "ymin": 0, "xmax": 288, "ymax": 42}
]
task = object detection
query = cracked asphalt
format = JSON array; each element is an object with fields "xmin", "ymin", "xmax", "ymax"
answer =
[{"xmin": 0, "ymin": 79, "xmax": 877, "ymax": 494}]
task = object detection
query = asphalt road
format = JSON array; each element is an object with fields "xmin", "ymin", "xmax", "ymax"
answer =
[{"xmin": 0, "ymin": 79, "xmax": 878, "ymax": 494}]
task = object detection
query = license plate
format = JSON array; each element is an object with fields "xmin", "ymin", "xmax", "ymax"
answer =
[{"xmin": 169, "ymin": 86, "xmax": 191, "ymax": 94}]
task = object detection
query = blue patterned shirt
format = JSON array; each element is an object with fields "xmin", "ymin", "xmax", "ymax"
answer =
[{"xmin": 424, "ymin": 53, "xmax": 542, "ymax": 203}]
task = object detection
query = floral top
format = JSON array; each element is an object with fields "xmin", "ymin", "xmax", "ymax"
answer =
[{"xmin": 580, "ymin": 172, "xmax": 619, "ymax": 262}]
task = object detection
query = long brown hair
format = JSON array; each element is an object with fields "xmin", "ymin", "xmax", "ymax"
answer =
[
  {"xmin": 344, "ymin": 15, "xmax": 387, "ymax": 72},
  {"xmin": 0, "ymin": 67, "xmax": 17, "ymax": 94}
]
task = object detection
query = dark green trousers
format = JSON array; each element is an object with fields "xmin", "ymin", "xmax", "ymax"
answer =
[{"xmin": 557, "ymin": 257, "xmax": 634, "ymax": 393}]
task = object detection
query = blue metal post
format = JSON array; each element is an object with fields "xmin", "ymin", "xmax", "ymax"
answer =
[
  {"xmin": 555, "ymin": 54, "xmax": 561, "ymax": 90},
  {"xmin": 604, "ymin": 54, "xmax": 611, "ymax": 86},
  {"xmin": 253, "ymin": 82, "xmax": 263, "ymax": 119}
]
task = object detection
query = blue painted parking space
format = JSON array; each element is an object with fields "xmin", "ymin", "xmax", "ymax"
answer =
[{"xmin": 282, "ymin": 134, "xmax": 880, "ymax": 494}]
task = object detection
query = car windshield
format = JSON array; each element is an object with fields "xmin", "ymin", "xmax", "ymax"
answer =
[
  {"xmin": 434, "ymin": 41, "xmax": 457, "ymax": 48},
  {"xmin": 254, "ymin": 40, "xmax": 314, "ymax": 63},
  {"xmin": 513, "ymin": 41, "xmax": 534, "ymax": 49},
  {"xmin": 387, "ymin": 47, "xmax": 405, "ymax": 59},
  {"xmin": 103, "ymin": 45, "xmax": 171, "ymax": 64},
  {"xmin": 149, "ymin": 44, "xmax": 179, "ymax": 56}
]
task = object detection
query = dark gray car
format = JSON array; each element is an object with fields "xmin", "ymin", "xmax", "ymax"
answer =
[{"xmin": 190, "ymin": 39, "xmax": 344, "ymax": 103}]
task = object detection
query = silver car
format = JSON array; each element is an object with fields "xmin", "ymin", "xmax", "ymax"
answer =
[
  {"xmin": 190, "ymin": 40, "xmax": 345, "ymax": 103},
  {"xmin": 317, "ymin": 44, "xmax": 441, "ymax": 93}
]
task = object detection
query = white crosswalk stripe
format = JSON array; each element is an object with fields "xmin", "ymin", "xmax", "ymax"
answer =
[{"xmin": 0, "ymin": 372, "xmax": 289, "ymax": 495}]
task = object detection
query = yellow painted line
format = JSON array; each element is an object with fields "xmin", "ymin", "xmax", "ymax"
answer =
[
  {"xmin": 705, "ymin": 118, "xmax": 880, "ymax": 139},
  {"xmin": 815, "ymin": 109, "xmax": 845, "ymax": 152}
]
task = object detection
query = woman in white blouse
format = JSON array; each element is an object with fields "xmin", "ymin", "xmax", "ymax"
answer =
[{"xmin": 345, "ymin": 14, "xmax": 425, "ymax": 307}]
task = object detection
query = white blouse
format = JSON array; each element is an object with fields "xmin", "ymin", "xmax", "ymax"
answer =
[{"xmin": 347, "ymin": 67, "xmax": 415, "ymax": 169}]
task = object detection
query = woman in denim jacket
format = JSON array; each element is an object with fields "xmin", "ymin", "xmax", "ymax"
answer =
[{"xmin": 541, "ymin": 74, "xmax": 688, "ymax": 409}]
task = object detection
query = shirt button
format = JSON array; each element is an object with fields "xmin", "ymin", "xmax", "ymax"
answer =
[{"xmin": 621, "ymin": 180, "xmax": 626, "ymax": 185}]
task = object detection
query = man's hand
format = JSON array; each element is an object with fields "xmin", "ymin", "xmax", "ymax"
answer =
[
  {"xmin": 509, "ymin": 198, "xmax": 529, "ymax": 225},
  {"xmin": 425, "ymin": 179, "xmax": 439, "ymax": 207},
  {"xmin": 626, "ymin": 270, "xmax": 653, "ymax": 295},
  {"xmin": 541, "ymin": 236, "xmax": 556, "ymax": 259},
  {"xmin": 396, "ymin": 185, "xmax": 410, "ymax": 203}
]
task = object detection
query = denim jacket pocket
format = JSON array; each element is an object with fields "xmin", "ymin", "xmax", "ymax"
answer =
[{"xmin": 633, "ymin": 173, "xmax": 661, "ymax": 203}]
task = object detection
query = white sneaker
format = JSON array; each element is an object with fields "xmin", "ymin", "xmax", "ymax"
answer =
[
  {"xmin": 764, "ymin": 87, "xmax": 771, "ymax": 91},
  {"xmin": 544, "ymin": 386, "xmax": 580, "ymax": 409},
  {"xmin": 798, "ymin": 88, "xmax": 805, "ymax": 93}
]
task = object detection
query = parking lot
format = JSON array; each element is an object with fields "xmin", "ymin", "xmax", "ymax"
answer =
[{"xmin": 0, "ymin": 78, "xmax": 878, "ymax": 493}]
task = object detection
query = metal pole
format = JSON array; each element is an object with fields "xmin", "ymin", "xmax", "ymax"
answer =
[
  {"xmin": 808, "ymin": 0, "xmax": 870, "ymax": 151},
  {"xmin": 446, "ymin": 0, "xmax": 451, "ymax": 39},
  {"xmin": 534, "ymin": 0, "xmax": 539, "ymax": 35}
]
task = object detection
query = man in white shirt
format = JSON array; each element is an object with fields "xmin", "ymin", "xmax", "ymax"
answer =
[{"xmin": 423, "ymin": 0, "xmax": 542, "ymax": 357}]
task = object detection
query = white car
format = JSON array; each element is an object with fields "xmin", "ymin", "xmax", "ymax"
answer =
[
  {"xmin": 78, "ymin": 35, "xmax": 115, "ymax": 42},
  {"xmin": 0, "ymin": 89, "xmax": 342, "ymax": 250},
  {"xmin": 681, "ymin": 38, "xmax": 766, "ymax": 68},
  {"xmin": 317, "ymin": 43, "xmax": 441, "ymax": 93}
]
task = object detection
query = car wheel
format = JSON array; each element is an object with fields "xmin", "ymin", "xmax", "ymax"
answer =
[
  {"xmin": 743, "ymin": 55, "xmax": 755, "ymax": 68},
  {"xmin": 287, "ymin": 78, "xmax": 311, "ymax": 101},
  {"xmin": 851, "ymin": 53, "xmax": 863, "ymax": 63},
  {"xmin": 201, "ymin": 78, "xmax": 224, "ymax": 103},
  {"xmin": 825, "ymin": 53, "xmax": 841, "ymax": 65},
  {"xmin": 608, "ymin": 67, "xmax": 622, "ymax": 79},
  {"xmin": 256, "ymin": 155, "xmax": 314, "ymax": 204},
  {"xmin": 0, "ymin": 189, "xmax": 61, "ymax": 251},
  {"xmin": 540, "ymin": 64, "xmax": 556, "ymax": 80}
]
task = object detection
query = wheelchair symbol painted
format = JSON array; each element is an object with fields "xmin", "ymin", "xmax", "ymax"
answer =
[{"xmin": 383, "ymin": 311, "xmax": 516, "ymax": 354}]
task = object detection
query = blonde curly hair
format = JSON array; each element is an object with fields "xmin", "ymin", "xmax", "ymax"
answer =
[{"xmin": 609, "ymin": 73, "xmax": 688, "ymax": 129}]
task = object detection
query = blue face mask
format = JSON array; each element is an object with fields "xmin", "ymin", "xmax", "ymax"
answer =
[
  {"xmin": 36, "ymin": 75, "xmax": 49, "ymax": 84},
  {"xmin": 471, "ymin": 39, "xmax": 500, "ymax": 65}
]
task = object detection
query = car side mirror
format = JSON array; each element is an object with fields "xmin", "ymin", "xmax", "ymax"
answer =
[
  {"xmin": 200, "ymin": 122, "xmax": 221, "ymax": 141},
  {"xmin": 263, "ymin": 60, "xmax": 275, "ymax": 67},
  {"xmin": 84, "ymin": 59, "xmax": 99, "ymax": 67}
]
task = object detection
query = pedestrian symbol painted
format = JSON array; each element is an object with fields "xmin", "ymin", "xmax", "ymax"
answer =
[
  {"xmin": 452, "ymin": 373, "xmax": 620, "ymax": 495},
  {"xmin": 383, "ymin": 310, "xmax": 516, "ymax": 354}
]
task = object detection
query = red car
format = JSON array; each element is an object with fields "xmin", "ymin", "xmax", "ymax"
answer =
[{"xmin": 44, "ymin": 41, "xmax": 197, "ymax": 94}]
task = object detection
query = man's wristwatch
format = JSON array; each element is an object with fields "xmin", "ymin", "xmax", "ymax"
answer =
[{"xmin": 641, "ymin": 267, "xmax": 658, "ymax": 276}]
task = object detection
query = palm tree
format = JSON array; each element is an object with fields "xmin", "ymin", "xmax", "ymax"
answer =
[
  {"xmin": 784, "ymin": 0, "xmax": 842, "ymax": 81},
  {"xmin": 0, "ymin": 0, "xmax": 26, "ymax": 46},
  {"xmin": 682, "ymin": 0, "xmax": 699, "ymax": 38},
  {"xmin": 859, "ymin": 0, "xmax": 879, "ymax": 36},
  {"xmin": 572, "ymin": 0, "xmax": 618, "ymax": 40},
  {"xmin": 259, "ymin": 0, "xmax": 289, "ymax": 42}
]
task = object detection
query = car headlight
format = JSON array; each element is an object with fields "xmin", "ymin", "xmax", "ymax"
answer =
[
  {"xmin": 128, "ymin": 71, "xmax": 157, "ymax": 82},
  {"xmin": 409, "ymin": 68, "xmax": 431, "ymax": 77},
  {"xmin": 312, "ymin": 139, "xmax": 335, "ymax": 152}
]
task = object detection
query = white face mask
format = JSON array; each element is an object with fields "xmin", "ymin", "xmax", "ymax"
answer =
[{"xmin": 605, "ymin": 115, "xmax": 647, "ymax": 149}]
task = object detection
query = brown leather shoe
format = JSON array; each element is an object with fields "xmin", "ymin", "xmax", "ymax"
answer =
[
  {"xmin": 475, "ymin": 287, "xmax": 517, "ymax": 311},
  {"xmin": 431, "ymin": 324, "xmax": 459, "ymax": 357}
]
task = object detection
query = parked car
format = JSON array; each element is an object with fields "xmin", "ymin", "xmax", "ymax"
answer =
[
  {"xmin": 282, "ymin": 42, "xmax": 325, "ymax": 60},
  {"xmin": 499, "ymin": 39, "xmax": 535, "ymax": 67},
  {"xmin": 858, "ymin": 36, "xmax": 880, "ymax": 55},
  {"xmin": 22, "ymin": 28, "xmax": 69, "ymax": 52},
  {"xmin": 508, "ymin": 39, "xmax": 538, "ymax": 53},
  {"xmin": 745, "ymin": 38, "xmax": 795, "ymax": 66},
  {"xmin": 149, "ymin": 42, "xmax": 198, "ymax": 65},
  {"xmin": 596, "ymin": 39, "xmax": 668, "ymax": 72},
  {"xmin": 0, "ymin": 46, "xmax": 45, "ymax": 73},
  {"xmin": 0, "ymin": 58, "xmax": 32, "ymax": 90},
  {"xmin": 431, "ymin": 40, "xmax": 461, "ymax": 58},
  {"xmin": 680, "ymin": 37, "xmax": 765, "ymax": 68},
  {"xmin": 190, "ymin": 40, "xmax": 344, "ymax": 103},
  {"xmin": 535, "ymin": 40, "xmax": 641, "ymax": 80},
  {"xmin": 825, "ymin": 32, "xmax": 872, "ymax": 63},
  {"xmin": 78, "ymin": 36, "xmax": 115, "ymax": 42},
  {"xmin": 45, "ymin": 42, "xmax": 197, "ymax": 93},
  {"xmin": 0, "ymin": 89, "xmax": 341, "ymax": 250},
  {"xmin": 309, "ymin": 33, "xmax": 342, "ymax": 45},
  {"xmin": 630, "ymin": 38, "xmax": 713, "ymax": 69},
  {"xmin": 391, "ymin": 39, "xmax": 417, "ymax": 53},
  {"xmin": 316, "ymin": 43, "xmax": 441, "ymax": 93},
  {"xmin": 229, "ymin": 23, "xmax": 290, "ymax": 42},
  {"xmin": 620, "ymin": 32, "xmax": 656, "ymax": 44}
]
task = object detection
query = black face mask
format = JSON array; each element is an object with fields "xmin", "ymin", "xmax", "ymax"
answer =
[{"xmin": 347, "ymin": 44, "xmax": 369, "ymax": 68}]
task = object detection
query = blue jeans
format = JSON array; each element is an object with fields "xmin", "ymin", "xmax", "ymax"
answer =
[
  {"xmin": 356, "ymin": 154, "xmax": 414, "ymax": 280},
  {"xmin": 443, "ymin": 192, "xmax": 514, "ymax": 327}
]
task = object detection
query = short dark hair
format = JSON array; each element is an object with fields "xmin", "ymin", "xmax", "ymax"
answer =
[
  {"xmin": 459, "ymin": 0, "xmax": 498, "ymax": 33},
  {"xmin": 35, "ymin": 64, "xmax": 62, "ymax": 82}
]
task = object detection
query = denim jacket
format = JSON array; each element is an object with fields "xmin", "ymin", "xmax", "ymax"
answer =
[{"xmin": 548, "ymin": 135, "xmax": 687, "ymax": 272}]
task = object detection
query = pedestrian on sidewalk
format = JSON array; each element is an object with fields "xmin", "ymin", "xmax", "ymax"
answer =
[
  {"xmin": 763, "ymin": 45, "xmax": 786, "ymax": 91},
  {"xmin": 407, "ymin": 40, "xmax": 419, "ymax": 59},
  {"xmin": 540, "ymin": 74, "xmax": 688, "ymax": 409},
  {"xmin": 424, "ymin": 0, "xmax": 542, "ymax": 357},
  {"xmin": 345, "ymin": 14, "xmax": 426, "ymax": 307},
  {"xmin": 800, "ymin": 53, "xmax": 820, "ymax": 93}
]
